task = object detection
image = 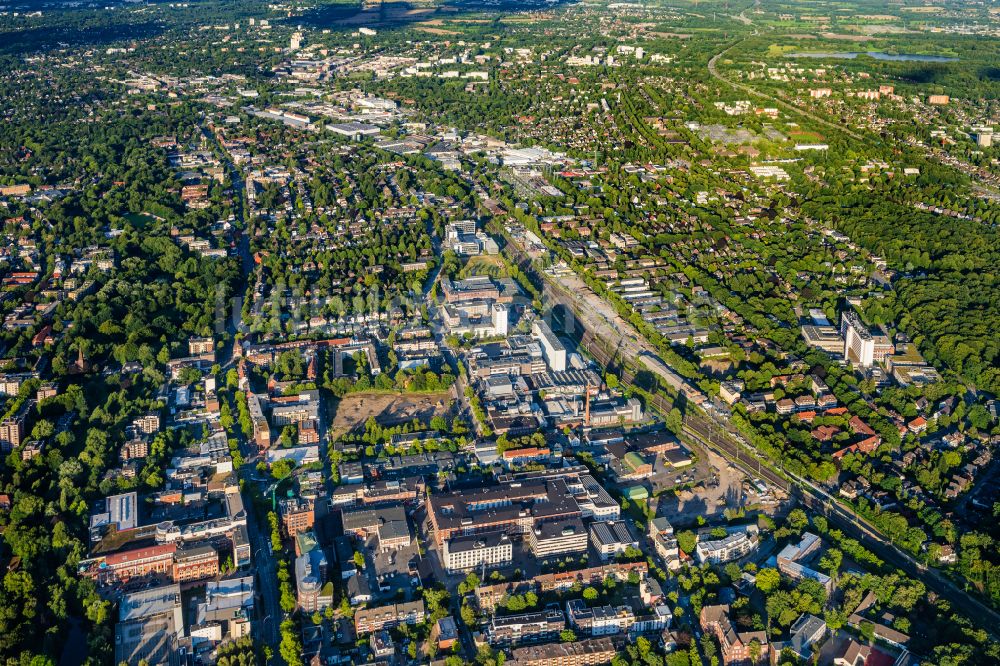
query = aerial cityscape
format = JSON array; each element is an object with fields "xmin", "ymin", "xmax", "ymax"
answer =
[{"xmin": 0, "ymin": 0, "xmax": 999, "ymax": 665}]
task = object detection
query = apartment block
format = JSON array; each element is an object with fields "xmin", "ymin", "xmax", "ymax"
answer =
[
  {"xmin": 566, "ymin": 599, "xmax": 635, "ymax": 636},
  {"xmin": 487, "ymin": 608, "xmax": 565, "ymax": 646},
  {"xmin": 509, "ymin": 636, "xmax": 619, "ymax": 666},
  {"xmin": 354, "ymin": 600, "xmax": 426, "ymax": 635},
  {"xmin": 279, "ymin": 496, "xmax": 315, "ymax": 537}
]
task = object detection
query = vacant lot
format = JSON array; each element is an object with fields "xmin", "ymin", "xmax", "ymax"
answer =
[
  {"xmin": 328, "ymin": 391, "xmax": 452, "ymax": 437},
  {"xmin": 653, "ymin": 447, "xmax": 746, "ymax": 527}
]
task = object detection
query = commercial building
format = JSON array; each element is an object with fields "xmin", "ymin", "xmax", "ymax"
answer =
[
  {"xmin": 841, "ymin": 309, "xmax": 893, "ymax": 368},
  {"xmin": 115, "ymin": 584, "xmax": 186, "ymax": 666},
  {"xmin": 532, "ymin": 319, "xmax": 567, "ymax": 372},
  {"xmin": 571, "ymin": 474, "xmax": 620, "ymax": 521},
  {"xmin": 509, "ymin": 636, "xmax": 619, "ymax": 666},
  {"xmin": 487, "ymin": 608, "xmax": 565, "ymax": 646},
  {"xmin": 589, "ymin": 520, "xmax": 639, "ymax": 561},
  {"xmin": 264, "ymin": 444, "xmax": 319, "ymax": 467},
  {"xmin": 79, "ymin": 543, "xmax": 177, "ymax": 586},
  {"xmin": 529, "ymin": 517, "xmax": 589, "ymax": 558},
  {"xmin": 442, "ymin": 532, "xmax": 513, "ymax": 573},
  {"xmin": 173, "ymin": 544, "xmax": 219, "ymax": 583},
  {"xmin": 90, "ymin": 491, "xmax": 140, "ymax": 543},
  {"xmin": 427, "ymin": 478, "xmax": 582, "ymax": 547},
  {"xmin": 587, "ymin": 397, "xmax": 644, "ymax": 427},
  {"xmin": 442, "ymin": 275, "xmax": 501, "ymax": 303},
  {"xmin": 801, "ymin": 323, "xmax": 845, "ymax": 354},
  {"xmin": 191, "ymin": 576, "xmax": 254, "ymax": 647},
  {"xmin": 776, "ymin": 532, "xmax": 832, "ymax": 592},
  {"xmin": 442, "ymin": 300, "xmax": 509, "ymax": 338},
  {"xmin": 340, "ymin": 504, "xmax": 411, "ymax": 551}
]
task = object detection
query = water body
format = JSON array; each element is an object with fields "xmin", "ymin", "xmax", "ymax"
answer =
[{"xmin": 789, "ymin": 51, "xmax": 958, "ymax": 62}]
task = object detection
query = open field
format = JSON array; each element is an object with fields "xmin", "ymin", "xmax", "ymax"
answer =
[{"xmin": 328, "ymin": 390, "xmax": 452, "ymax": 436}]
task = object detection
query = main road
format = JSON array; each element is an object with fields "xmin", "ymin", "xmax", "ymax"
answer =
[{"xmin": 204, "ymin": 122, "xmax": 286, "ymax": 659}]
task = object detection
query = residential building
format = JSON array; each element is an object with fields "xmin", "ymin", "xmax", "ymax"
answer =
[
  {"xmin": 630, "ymin": 605, "xmax": 672, "ymax": 636},
  {"xmin": 295, "ymin": 548, "xmax": 332, "ymax": 612},
  {"xmin": 246, "ymin": 392, "xmax": 270, "ymax": 449},
  {"xmin": 188, "ymin": 337, "xmax": 216, "ymax": 356},
  {"xmin": 700, "ymin": 604, "xmax": 770, "ymax": 665},
  {"xmin": 695, "ymin": 528, "xmax": 758, "ymax": 564},
  {"xmin": 502, "ymin": 446, "xmax": 552, "ymax": 468},
  {"xmin": 774, "ymin": 614, "xmax": 826, "ymax": 662},
  {"xmin": 120, "ymin": 438, "xmax": 150, "ymax": 461},
  {"xmin": 279, "ymin": 496, "xmax": 315, "ymax": 537},
  {"xmin": 370, "ymin": 630, "xmax": 394, "ymax": 659},
  {"xmin": 354, "ymin": 600, "xmax": 426, "ymax": 635},
  {"xmin": 648, "ymin": 517, "xmax": 680, "ymax": 570},
  {"xmin": 833, "ymin": 640, "xmax": 870, "ymax": 666},
  {"xmin": 509, "ymin": 636, "xmax": 619, "ymax": 666},
  {"xmin": 566, "ymin": 599, "xmax": 635, "ymax": 636},
  {"xmin": 487, "ymin": 608, "xmax": 565, "ymax": 646},
  {"xmin": 431, "ymin": 616, "xmax": 459, "ymax": 651},
  {"xmin": 0, "ymin": 400, "xmax": 31, "ymax": 453},
  {"xmin": 133, "ymin": 412, "xmax": 161, "ymax": 435},
  {"xmin": 270, "ymin": 391, "xmax": 320, "ymax": 426}
]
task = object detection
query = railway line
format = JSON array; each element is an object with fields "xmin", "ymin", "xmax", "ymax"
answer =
[{"xmin": 498, "ymin": 226, "xmax": 1000, "ymax": 635}]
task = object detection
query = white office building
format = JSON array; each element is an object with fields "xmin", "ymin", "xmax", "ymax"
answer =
[
  {"xmin": 442, "ymin": 532, "xmax": 512, "ymax": 573},
  {"xmin": 532, "ymin": 319, "xmax": 567, "ymax": 372}
]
